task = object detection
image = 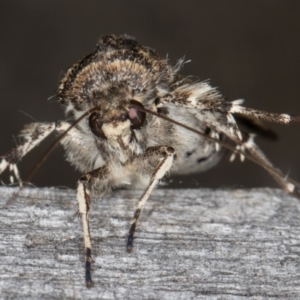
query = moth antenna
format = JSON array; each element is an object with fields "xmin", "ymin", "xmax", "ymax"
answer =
[
  {"xmin": 24, "ymin": 106, "xmax": 101, "ymax": 184},
  {"xmin": 132, "ymin": 105, "xmax": 300, "ymax": 196}
]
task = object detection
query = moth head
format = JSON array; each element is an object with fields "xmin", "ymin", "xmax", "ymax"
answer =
[{"xmin": 88, "ymin": 99, "xmax": 146, "ymax": 151}]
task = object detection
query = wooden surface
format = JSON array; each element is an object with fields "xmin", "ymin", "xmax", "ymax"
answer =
[{"xmin": 0, "ymin": 186, "xmax": 300, "ymax": 299}]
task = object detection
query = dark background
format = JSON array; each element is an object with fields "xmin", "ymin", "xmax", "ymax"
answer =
[{"xmin": 0, "ymin": 1, "xmax": 299, "ymax": 190}]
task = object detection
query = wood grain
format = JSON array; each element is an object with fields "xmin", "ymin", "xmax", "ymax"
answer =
[{"xmin": 0, "ymin": 187, "xmax": 300, "ymax": 299}]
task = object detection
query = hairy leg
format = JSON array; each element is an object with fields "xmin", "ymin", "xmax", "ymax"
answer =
[
  {"xmin": 0, "ymin": 122, "xmax": 56, "ymax": 185},
  {"xmin": 126, "ymin": 146, "xmax": 175, "ymax": 252}
]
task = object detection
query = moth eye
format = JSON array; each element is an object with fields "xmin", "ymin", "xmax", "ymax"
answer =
[
  {"xmin": 89, "ymin": 112, "xmax": 106, "ymax": 139},
  {"xmin": 128, "ymin": 100, "xmax": 146, "ymax": 129}
]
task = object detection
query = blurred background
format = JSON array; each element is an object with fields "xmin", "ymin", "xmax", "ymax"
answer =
[{"xmin": 0, "ymin": 1, "xmax": 299, "ymax": 190}]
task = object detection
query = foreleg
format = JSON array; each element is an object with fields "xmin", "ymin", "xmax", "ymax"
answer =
[
  {"xmin": 126, "ymin": 146, "xmax": 175, "ymax": 252},
  {"xmin": 76, "ymin": 165, "xmax": 109, "ymax": 288},
  {"xmin": 0, "ymin": 122, "xmax": 55, "ymax": 185}
]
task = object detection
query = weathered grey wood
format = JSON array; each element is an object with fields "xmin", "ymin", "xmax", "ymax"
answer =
[{"xmin": 0, "ymin": 187, "xmax": 300, "ymax": 299}]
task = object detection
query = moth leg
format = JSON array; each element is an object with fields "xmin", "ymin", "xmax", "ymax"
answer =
[
  {"xmin": 126, "ymin": 146, "xmax": 175, "ymax": 252},
  {"xmin": 0, "ymin": 122, "xmax": 56, "ymax": 185},
  {"xmin": 229, "ymin": 103, "xmax": 300, "ymax": 124},
  {"xmin": 161, "ymin": 82, "xmax": 300, "ymax": 124},
  {"xmin": 77, "ymin": 166, "xmax": 109, "ymax": 288},
  {"xmin": 174, "ymin": 95, "xmax": 296, "ymax": 193},
  {"xmin": 160, "ymin": 84, "xmax": 299, "ymax": 194},
  {"xmin": 160, "ymin": 83, "xmax": 299, "ymax": 142},
  {"xmin": 239, "ymin": 134, "xmax": 296, "ymax": 194}
]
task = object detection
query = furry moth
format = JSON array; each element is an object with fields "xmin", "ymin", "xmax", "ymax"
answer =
[{"xmin": 1, "ymin": 34, "xmax": 300, "ymax": 287}]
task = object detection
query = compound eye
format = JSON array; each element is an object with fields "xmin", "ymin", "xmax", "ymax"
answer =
[
  {"xmin": 89, "ymin": 112, "xmax": 106, "ymax": 139},
  {"xmin": 129, "ymin": 100, "xmax": 146, "ymax": 129}
]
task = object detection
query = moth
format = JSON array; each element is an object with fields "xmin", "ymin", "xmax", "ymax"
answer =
[{"xmin": 0, "ymin": 34, "xmax": 299, "ymax": 287}]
